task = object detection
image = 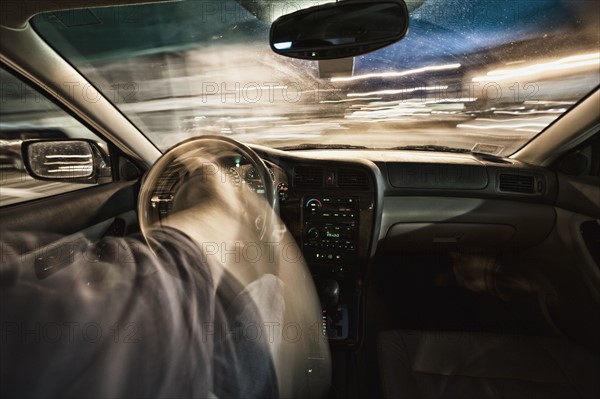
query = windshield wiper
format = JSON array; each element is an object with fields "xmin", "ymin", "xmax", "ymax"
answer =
[
  {"xmin": 276, "ymin": 144, "xmax": 369, "ymax": 151},
  {"xmin": 389, "ymin": 145, "xmax": 471, "ymax": 153}
]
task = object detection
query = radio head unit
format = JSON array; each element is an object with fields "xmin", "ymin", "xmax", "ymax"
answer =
[{"xmin": 302, "ymin": 197, "xmax": 359, "ymax": 265}]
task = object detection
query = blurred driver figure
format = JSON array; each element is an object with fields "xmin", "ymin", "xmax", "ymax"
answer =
[{"xmin": 0, "ymin": 149, "xmax": 330, "ymax": 398}]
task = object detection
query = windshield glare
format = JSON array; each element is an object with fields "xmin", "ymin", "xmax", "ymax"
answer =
[{"xmin": 32, "ymin": 0, "xmax": 600, "ymax": 156}]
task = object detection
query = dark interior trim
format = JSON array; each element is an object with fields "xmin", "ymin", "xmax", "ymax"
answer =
[{"xmin": 0, "ymin": 180, "xmax": 139, "ymax": 235}]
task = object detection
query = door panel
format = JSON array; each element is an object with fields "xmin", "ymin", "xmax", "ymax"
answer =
[
  {"xmin": 0, "ymin": 180, "xmax": 139, "ymax": 244},
  {"xmin": 499, "ymin": 171, "xmax": 600, "ymax": 352}
]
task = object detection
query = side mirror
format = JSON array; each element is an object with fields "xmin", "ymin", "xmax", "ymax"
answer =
[
  {"xmin": 270, "ymin": 0, "xmax": 409, "ymax": 60},
  {"xmin": 22, "ymin": 139, "xmax": 111, "ymax": 184}
]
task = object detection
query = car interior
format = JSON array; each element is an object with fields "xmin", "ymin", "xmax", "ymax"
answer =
[{"xmin": 1, "ymin": 0, "xmax": 599, "ymax": 398}]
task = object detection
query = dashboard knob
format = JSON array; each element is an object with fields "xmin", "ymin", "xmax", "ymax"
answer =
[
  {"xmin": 307, "ymin": 227, "xmax": 320, "ymax": 239},
  {"xmin": 306, "ymin": 198, "xmax": 322, "ymax": 211}
]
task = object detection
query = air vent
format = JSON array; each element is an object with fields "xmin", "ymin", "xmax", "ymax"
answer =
[
  {"xmin": 293, "ymin": 166, "xmax": 323, "ymax": 188},
  {"xmin": 338, "ymin": 168, "xmax": 369, "ymax": 189},
  {"xmin": 155, "ymin": 169, "xmax": 181, "ymax": 195},
  {"xmin": 498, "ymin": 173, "xmax": 535, "ymax": 194}
]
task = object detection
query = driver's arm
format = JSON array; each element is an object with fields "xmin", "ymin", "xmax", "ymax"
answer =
[{"xmin": 0, "ymin": 227, "xmax": 277, "ymax": 399}]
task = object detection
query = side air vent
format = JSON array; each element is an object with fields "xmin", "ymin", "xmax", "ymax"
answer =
[
  {"xmin": 293, "ymin": 166, "xmax": 323, "ymax": 188},
  {"xmin": 498, "ymin": 173, "xmax": 536, "ymax": 194},
  {"xmin": 338, "ymin": 168, "xmax": 369, "ymax": 189},
  {"xmin": 156, "ymin": 170, "xmax": 180, "ymax": 193}
]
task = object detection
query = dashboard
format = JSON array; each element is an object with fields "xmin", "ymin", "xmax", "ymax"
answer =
[
  {"xmin": 253, "ymin": 147, "xmax": 558, "ymax": 257},
  {"xmin": 151, "ymin": 146, "xmax": 558, "ymax": 272},
  {"xmin": 148, "ymin": 144, "xmax": 560, "ymax": 346},
  {"xmin": 246, "ymin": 147, "xmax": 559, "ymax": 345}
]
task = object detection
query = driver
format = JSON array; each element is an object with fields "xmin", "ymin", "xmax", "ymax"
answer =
[{"xmin": 0, "ymin": 152, "xmax": 330, "ymax": 399}]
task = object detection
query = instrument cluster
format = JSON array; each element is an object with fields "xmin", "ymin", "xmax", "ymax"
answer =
[{"xmin": 220, "ymin": 156, "xmax": 288, "ymax": 199}]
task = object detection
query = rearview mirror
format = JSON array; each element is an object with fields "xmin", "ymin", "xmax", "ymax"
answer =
[
  {"xmin": 22, "ymin": 139, "xmax": 111, "ymax": 184},
  {"xmin": 270, "ymin": 0, "xmax": 409, "ymax": 60}
]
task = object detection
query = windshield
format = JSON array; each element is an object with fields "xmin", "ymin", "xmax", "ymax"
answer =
[{"xmin": 33, "ymin": 0, "xmax": 599, "ymax": 156}]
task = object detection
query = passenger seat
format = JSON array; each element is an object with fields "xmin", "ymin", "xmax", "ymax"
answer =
[{"xmin": 377, "ymin": 330, "xmax": 600, "ymax": 399}]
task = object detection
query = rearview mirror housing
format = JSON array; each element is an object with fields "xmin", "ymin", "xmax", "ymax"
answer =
[
  {"xmin": 22, "ymin": 139, "xmax": 111, "ymax": 184},
  {"xmin": 270, "ymin": 0, "xmax": 409, "ymax": 60}
]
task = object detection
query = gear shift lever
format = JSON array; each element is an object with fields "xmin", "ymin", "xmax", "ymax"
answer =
[
  {"xmin": 318, "ymin": 279, "xmax": 348, "ymax": 339},
  {"xmin": 320, "ymin": 279, "xmax": 339, "ymax": 311}
]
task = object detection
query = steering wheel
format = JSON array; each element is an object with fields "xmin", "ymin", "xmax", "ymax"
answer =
[
  {"xmin": 138, "ymin": 135, "xmax": 276, "ymax": 244},
  {"xmin": 137, "ymin": 136, "xmax": 331, "ymax": 399}
]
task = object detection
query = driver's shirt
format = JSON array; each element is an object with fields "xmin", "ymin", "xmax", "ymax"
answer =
[{"xmin": 0, "ymin": 228, "xmax": 278, "ymax": 399}]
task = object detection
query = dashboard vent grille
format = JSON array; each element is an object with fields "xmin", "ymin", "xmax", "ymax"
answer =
[
  {"xmin": 293, "ymin": 166, "xmax": 323, "ymax": 188},
  {"xmin": 498, "ymin": 173, "xmax": 535, "ymax": 194},
  {"xmin": 156, "ymin": 170, "xmax": 181, "ymax": 193},
  {"xmin": 338, "ymin": 168, "xmax": 369, "ymax": 189}
]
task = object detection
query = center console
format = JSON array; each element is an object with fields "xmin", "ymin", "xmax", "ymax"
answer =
[
  {"xmin": 302, "ymin": 196, "xmax": 360, "ymax": 341},
  {"xmin": 278, "ymin": 163, "xmax": 376, "ymax": 346},
  {"xmin": 302, "ymin": 196, "xmax": 359, "ymax": 266}
]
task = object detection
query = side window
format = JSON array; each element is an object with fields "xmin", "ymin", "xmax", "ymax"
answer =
[{"xmin": 0, "ymin": 67, "xmax": 111, "ymax": 206}]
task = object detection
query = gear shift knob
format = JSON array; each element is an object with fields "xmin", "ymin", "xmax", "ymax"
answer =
[{"xmin": 320, "ymin": 279, "xmax": 340, "ymax": 308}]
